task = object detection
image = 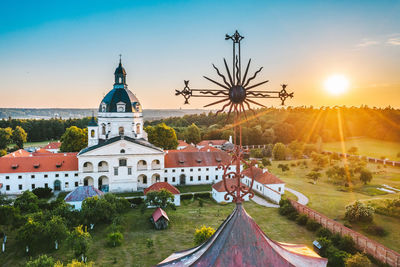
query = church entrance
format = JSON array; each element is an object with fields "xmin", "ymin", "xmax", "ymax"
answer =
[{"xmin": 54, "ymin": 180, "xmax": 61, "ymax": 191}]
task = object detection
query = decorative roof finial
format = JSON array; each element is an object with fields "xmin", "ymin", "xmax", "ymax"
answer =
[{"xmin": 119, "ymin": 54, "xmax": 122, "ymax": 64}]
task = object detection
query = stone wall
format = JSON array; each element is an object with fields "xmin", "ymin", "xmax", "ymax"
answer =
[{"xmin": 289, "ymin": 199, "xmax": 400, "ymax": 267}]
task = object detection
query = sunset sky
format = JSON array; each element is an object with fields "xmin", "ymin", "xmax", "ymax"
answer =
[{"xmin": 0, "ymin": 0, "xmax": 399, "ymax": 109}]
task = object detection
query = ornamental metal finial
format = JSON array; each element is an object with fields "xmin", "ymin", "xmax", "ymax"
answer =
[{"xmin": 174, "ymin": 31, "xmax": 294, "ymax": 203}]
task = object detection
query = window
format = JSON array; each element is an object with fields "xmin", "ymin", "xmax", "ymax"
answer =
[
  {"xmin": 190, "ymin": 176, "xmax": 193, "ymax": 181},
  {"xmin": 172, "ymin": 169, "xmax": 176, "ymax": 173},
  {"xmin": 206, "ymin": 168, "xmax": 209, "ymax": 171},
  {"xmin": 165, "ymin": 170, "xmax": 168, "ymax": 173},
  {"xmin": 198, "ymin": 176, "xmax": 201, "ymax": 181},
  {"xmin": 215, "ymin": 175, "xmax": 218, "ymax": 180},
  {"xmin": 5, "ymin": 176, "xmax": 9, "ymax": 180},
  {"xmin": 45, "ymin": 183, "xmax": 48, "ymax": 188},
  {"xmin": 206, "ymin": 175, "xmax": 209, "ymax": 181},
  {"xmin": 102, "ymin": 124, "xmax": 106, "ymax": 135},
  {"xmin": 215, "ymin": 167, "xmax": 218, "ymax": 171},
  {"xmin": 65, "ymin": 173, "xmax": 68, "ymax": 177},
  {"xmin": 143, "ymin": 176, "xmax": 147, "ymax": 184},
  {"xmin": 119, "ymin": 126, "xmax": 124, "ymax": 136},
  {"xmin": 18, "ymin": 184, "xmax": 22, "ymax": 190},
  {"xmin": 172, "ymin": 177, "xmax": 176, "ymax": 182},
  {"xmin": 119, "ymin": 159, "xmax": 127, "ymax": 166},
  {"xmin": 31, "ymin": 175, "xmax": 35, "ymax": 179},
  {"xmin": 65, "ymin": 182, "xmax": 69, "ymax": 188},
  {"xmin": 44, "ymin": 174, "xmax": 48, "ymax": 178},
  {"xmin": 75, "ymin": 173, "xmax": 78, "ymax": 177},
  {"xmin": 228, "ymin": 167, "xmax": 231, "ymax": 170},
  {"xmin": 18, "ymin": 175, "xmax": 22, "ymax": 179},
  {"xmin": 181, "ymin": 169, "xmax": 184, "ymax": 172},
  {"xmin": 31, "ymin": 184, "xmax": 35, "ymax": 189},
  {"xmin": 90, "ymin": 130, "xmax": 95, "ymax": 138},
  {"xmin": 164, "ymin": 177, "xmax": 168, "ymax": 182},
  {"xmin": 136, "ymin": 124, "xmax": 141, "ymax": 134},
  {"xmin": 120, "ymin": 149, "xmax": 125, "ymax": 154},
  {"xmin": 114, "ymin": 167, "xmax": 118, "ymax": 176},
  {"xmin": 190, "ymin": 168, "xmax": 193, "ymax": 172},
  {"xmin": 198, "ymin": 168, "xmax": 201, "ymax": 171},
  {"xmin": 278, "ymin": 187, "xmax": 281, "ymax": 192},
  {"xmin": 6, "ymin": 185, "xmax": 10, "ymax": 191},
  {"xmin": 75, "ymin": 182, "xmax": 79, "ymax": 187},
  {"xmin": 55, "ymin": 174, "xmax": 59, "ymax": 177},
  {"xmin": 128, "ymin": 167, "xmax": 132, "ymax": 175}
]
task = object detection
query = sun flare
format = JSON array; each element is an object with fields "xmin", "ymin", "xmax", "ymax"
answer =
[{"xmin": 324, "ymin": 75, "xmax": 349, "ymax": 95}]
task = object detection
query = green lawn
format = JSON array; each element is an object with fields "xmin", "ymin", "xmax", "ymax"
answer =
[
  {"xmin": 176, "ymin": 184, "xmax": 212, "ymax": 193},
  {"xmin": 322, "ymin": 137, "xmax": 400, "ymax": 161},
  {"xmin": 0, "ymin": 200, "xmax": 316, "ymax": 267},
  {"xmin": 268, "ymin": 159, "xmax": 400, "ymax": 252},
  {"xmin": 8, "ymin": 140, "xmax": 58, "ymax": 149}
]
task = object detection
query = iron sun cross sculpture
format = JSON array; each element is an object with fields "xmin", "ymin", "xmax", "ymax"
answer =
[{"xmin": 175, "ymin": 30, "xmax": 294, "ymax": 203}]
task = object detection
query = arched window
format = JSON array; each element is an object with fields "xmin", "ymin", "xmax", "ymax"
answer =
[
  {"xmin": 136, "ymin": 124, "xmax": 141, "ymax": 134},
  {"xmin": 90, "ymin": 130, "xmax": 95, "ymax": 138},
  {"xmin": 120, "ymin": 149, "xmax": 125, "ymax": 153},
  {"xmin": 102, "ymin": 124, "xmax": 106, "ymax": 135},
  {"xmin": 119, "ymin": 127, "xmax": 124, "ymax": 136},
  {"xmin": 143, "ymin": 175, "xmax": 147, "ymax": 184}
]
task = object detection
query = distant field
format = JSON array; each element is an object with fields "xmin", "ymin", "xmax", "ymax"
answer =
[
  {"xmin": 322, "ymin": 137, "xmax": 400, "ymax": 161},
  {"xmin": 7, "ymin": 140, "xmax": 57, "ymax": 149}
]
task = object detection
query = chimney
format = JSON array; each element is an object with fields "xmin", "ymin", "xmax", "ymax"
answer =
[{"xmin": 263, "ymin": 168, "xmax": 268, "ymax": 173}]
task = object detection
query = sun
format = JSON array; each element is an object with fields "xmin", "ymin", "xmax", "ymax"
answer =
[{"xmin": 324, "ymin": 75, "xmax": 349, "ymax": 95}]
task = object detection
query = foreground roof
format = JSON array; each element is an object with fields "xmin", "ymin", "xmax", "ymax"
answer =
[
  {"xmin": 242, "ymin": 166, "xmax": 284, "ymax": 185},
  {"xmin": 144, "ymin": 182, "xmax": 180, "ymax": 195},
  {"xmin": 197, "ymin": 140, "xmax": 228, "ymax": 146},
  {"xmin": 158, "ymin": 204, "xmax": 327, "ymax": 267},
  {"xmin": 212, "ymin": 179, "xmax": 248, "ymax": 193},
  {"xmin": 44, "ymin": 142, "xmax": 61, "ymax": 150},
  {"xmin": 152, "ymin": 207, "xmax": 169, "ymax": 222},
  {"xmin": 64, "ymin": 186, "xmax": 104, "ymax": 202},
  {"xmin": 164, "ymin": 151, "xmax": 231, "ymax": 168}
]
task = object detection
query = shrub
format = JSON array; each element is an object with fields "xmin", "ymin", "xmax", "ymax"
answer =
[
  {"xmin": 194, "ymin": 192, "xmax": 211, "ymax": 199},
  {"xmin": 194, "ymin": 225, "xmax": 216, "ymax": 245},
  {"xmin": 359, "ymin": 169, "xmax": 373, "ymax": 184},
  {"xmin": 198, "ymin": 198, "xmax": 204, "ymax": 207},
  {"xmin": 288, "ymin": 211, "xmax": 298, "ymax": 221},
  {"xmin": 32, "ymin": 187, "xmax": 53, "ymax": 199},
  {"xmin": 146, "ymin": 238, "xmax": 154, "ymax": 251},
  {"xmin": 326, "ymin": 246, "xmax": 350, "ymax": 267},
  {"xmin": 316, "ymin": 227, "xmax": 332, "ymax": 239},
  {"xmin": 366, "ymin": 225, "xmax": 387, "ymax": 236},
  {"xmin": 316, "ymin": 237, "xmax": 332, "ymax": 257},
  {"xmin": 279, "ymin": 203, "xmax": 295, "ymax": 216},
  {"xmin": 277, "ymin": 164, "xmax": 290, "ymax": 172},
  {"xmin": 129, "ymin": 197, "xmax": 144, "ymax": 205},
  {"xmin": 306, "ymin": 220, "xmax": 321, "ymax": 231},
  {"xmin": 279, "ymin": 198, "xmax": 290, "ymax": 207},
  {"xmin": 338, "ymin": 235, "xmax": 356, "ymax": 254},
  {"xmin": 181, "ymin": 194, "xmax": 194, "ymax": 200},
  {"xmin": 26, "ymin": 254, "xmax": 55, "ymax": 267},
  {"xmin": 345, "ymin": 201, "xmax": 374, "ymax": 223},
  {"xmin": 107, "ymin": 231, "xmax": 123, "ymax": 247},
  {"xmin": 345, "ymin": 252, "xmax": 372, "ymax": 267},
  {"xmin": 295, "ymin": 214, "xmax": 308, "ymax": 225}
]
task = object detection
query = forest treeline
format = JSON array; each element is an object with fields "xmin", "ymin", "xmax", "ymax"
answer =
[{"xmin": 0, "ymin": 106, "xmax": 399, "ymax": 145}]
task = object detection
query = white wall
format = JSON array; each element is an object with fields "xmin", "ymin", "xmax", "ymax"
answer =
[
  {"xmin": 66, "ymin": 200, "xmax": 82, "ymax": 210},
  {"xmin": 212, "ymin": 188, "xmax": 249, "ymax": 203},
  {"xmin": 242, "ymin": 176, "xmax": 284, "ymax": 204}
]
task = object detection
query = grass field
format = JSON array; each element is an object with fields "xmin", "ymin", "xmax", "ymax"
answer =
[
  {"xmin": 268, "ymin": 159, "xmax": 400, "ymax": 252},
  {"xmin": 0, "ymin": 200, "xmax": 316, "ymax": 267},
  {"xmin": 322, "ymin": 137, "xmax": 400, "ymax": 161},
  {"xmin": 7, "ymin": 140, "xmax": 58, "ymax": 149}
]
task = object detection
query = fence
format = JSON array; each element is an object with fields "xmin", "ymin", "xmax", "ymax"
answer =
[{"xmin": 289, "ymin": 199, "xmax": 400, "ymax": 267}]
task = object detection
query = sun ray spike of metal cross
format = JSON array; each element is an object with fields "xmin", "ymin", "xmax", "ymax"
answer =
[{"xmin": 174, "ymin": 31, "xmax": 294, "ymax": 203}]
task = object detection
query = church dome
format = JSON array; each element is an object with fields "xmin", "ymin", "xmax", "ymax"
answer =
[{"xmin": 99, "ymin": 60, "xmax": 142, "ymax": 113}]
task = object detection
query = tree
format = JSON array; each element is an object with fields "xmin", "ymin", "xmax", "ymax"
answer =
[
  {"xmin": 262, "ymin": 129, "xmax": 275, "ymax": 144},
  {"xmin": 26, "ymin": 254, "xmax": 55, "ymax": 267},
  {"xmin": 345, "ymin": 201, "xmax": 374, "ymax": 222},
  {"xmin": 12, "ymin": 126, "xmax": 27, "ymax": 149},
  {"xmin": 194, "ymin": 225, "xmax": 215, "ymax": 245},
  {"xmin": 348, "ymin": 146, "xmax": 358, "ymax": 155},
  {"xmin": 16, "ymin": 217, "xmax": 46, "ymax": 252},
  {"xmin": 107, "ymin": 231, "xmax": 123, "ymax": 247},
  {"xmin": 60, "ymin": 126, "xmax": 88, "ymax": 152},
  {"xmin": 14, "ymin": 191, "xmax": 39, "ymax": 214},
  {"xmin": 345, "ymin": 253, "xmax": 372, "ymax": 267},
  {"xmin": 359, "ymin": 169, "xmax": 372, "ymax": 184},
  {"xmin": 185, "ymin": 123, "xmax": 201, "ymax": 145},
  {"xmin": 306, "ymin": 171, "xmax": 321, "ymax": 184},
  {"xmin": 272, "ymin": 143, "xmax": 287, "ymax": 160},
  {"xmin": 67, "ymin": 225, "xmax": 91, "ymax": 259},
  {"xmin": 0, "ymin": 127, "xmax": 13, "ymax": 150},
  {"xmin": 145, "ymin": 123, "xmax": 178, "ymax": 150},
  {"xmin": 145, "ymin": 189, "xmax": 175, "ymax": 209},
  {"xmin": 81, "ymin": 196, "xmax": 115, "ymax": 225},
  {"xmin": 45, "ymin": 216, "xmax": 68, "ymax": 249}
]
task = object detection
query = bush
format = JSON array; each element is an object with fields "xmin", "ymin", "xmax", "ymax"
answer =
[
  {"xmin": 26, "ymin": 254, "xmax": 55, "ymax": 267},
  {"xmin": 306, "ymin": 220, "xmax": 321, "ymax": 231},
  {"xmin": 295, "ymin": 214, "xmax": 308, "ymax": 225},
  {"xmin": 345, "ymin": 253, "xmax": 372, "ymax": 267},
  {"xmin": 316, "ymin": 237, "xmax": 332, "ymax": 257},
  {"xmin": 316, "ymin": 227, "xmax": 332, "ymax": 239},
  {"xmin": 338, "ymin": 235, "xmax": 356, "ymax": 254},
  {"xmin": 277, "ymin": 163, "xmax": 290, "ymax": 172},
  {"xmin": 345, "ymin": 201, "xmax": 374, "ymax": 223},
  {"xmin": 288, "ymin": 211, "xmax": 298, "ymax": 221},
  {"xmin": 366, "ymin": 225, "xmax": 387, "ymax": 236},
  {"xmin": 326, "ymin": 246, "xmax": 350, "ymax": 267},
  {"xmin": 181, "ymin": 194, "xmax": 194, "ymax": 200},
  {"xmin": 279, "ymin": 203, "xmax": 295, "ymax": 216},
  {"xmin": 279, "ymin": 198, "xmax": 290, "ymax": 207},
  {"xmin": 32, "ymin": 187, "xmax": 53, "ymax": 199},
  {"xmin": 107, "ymin": 231, "xmax": 123, "ymax": 247},
  {"xmin": 198, "ymin": 198, "xmax": 203, "ymax": 207},
  {"xmin": 194, "ymin": 225, "xmax": 216, "ymax": 246},
  {"xmin": 194, "ymin": 192, "xmax": 211, "ymax": 199},
  {"xmin": 129, "ymin": 197, "xmax": 144, "ymax": 205}
]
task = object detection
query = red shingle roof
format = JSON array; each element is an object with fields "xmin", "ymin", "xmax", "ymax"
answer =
[
  {"xmin": 3, "ymin": 149, "xmax": 31, "ymax": 157},
  {"xmin": 33, "ymin": 148, "xmax": 53, "ymax": 155},
  {"xmin": 144, "ymin": 182, "xmax": 180, "ymax": 195},
  {"xmin": 197, "ymin": 140, "xmax": 228, "ymax": 146},
  {"xmin": 44, "ymin": 142, "xmax": 61, "ymax": 149},
  {"xmin": 199, "ymin": 145, "xmax": 221, "ymax": 152},
  {"xmin": 152, "ymin": 207, "xmax": 169, "ymax": 222},
  {"xmin": 212, "ymin": 179, "xmax": 248, "ymax": 192},
  {"xmin": 0, "ymin": 153, "xmax": 78, "ymax": 173},
  {"xmin": 164, "ymin": 151, "xmax": 231, "ymax": 168},
  {"xmin": 242, "ymin": 166, "xmax": 284, "ymax": 185},
  {"xmin": 177, "ymin": 140, "xmax": 189, "ymax": 147}
]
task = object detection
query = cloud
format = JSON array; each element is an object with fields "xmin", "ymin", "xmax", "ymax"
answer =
[
  {"xmin": 386, "ymin": 37, "xmax": 400, "ymax": 46},
  {"xmin": 356, "ymin": 39, "xmax": 379, "ymax": 48}
]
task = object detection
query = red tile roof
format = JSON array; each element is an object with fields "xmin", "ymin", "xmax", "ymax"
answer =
[
  {"xmin": 0, "ymin": 153, "xmax": 78, "ymax": 173},
  {"xmin": 144, "ymin": 182, "xmax": 180, "ymax": 195},
  {"xmin": 165, "ymin": 150, "xmax": 232, "ymax": 168},
  {"xmin": 199, "ymin": 145, "xmax": 221, "ymax": 152},
  {"xmin": 212, "ymin": 179, "xmax": 248, "ymax": 193},
  {"xmin": 242, "ymin": 166, "xmax": 284, "ymax": 185},
  {"xmin": 152, "ymin": 207, "xmax": 169, "ymax": 222},
  {"xmin": 44, "ymin": 142, "xmax": 61, "ymax": 149},
  {"xmin": 177, "ymin": 140, "xmax": 189, "ymax": 147},
  {"xmin": 3, "ymin": 149, "xmax": 31, "ymax": 157},
  {"xmin": 33, "ymin": 148, "xmax": 53, "ymax": 155},
  {"xmin": 197, "ymin": 140, "xmax": 228, "ymax": 146}
]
